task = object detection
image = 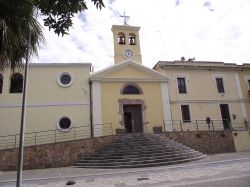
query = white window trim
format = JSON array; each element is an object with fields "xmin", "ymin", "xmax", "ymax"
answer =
[
  {"xmin": 0, "ymin": 73, "xmax": 3, "ymax": 94},
  {"xmin": 244, "ymin": 76, "xmax": 250, "ymax": 90},
  {"xmin": 218, "ymin": 103, "xmax": 232, "ymax": 123},
  {"xmin": 212, "ymin": 74, "xmax": 226, "ymax": 94},
  {"xmin": 57, "ymin": 72, "xmax": 74, "ymax": 87},
  {"xmin": 179, "ymin": 104, "xmax": 192, "ymax": 123},
  {"xmin": 175, "ymin": 74, "xmax": 189, "ymax": 94},
  {"xmin": 57, "ymin": 116, "xmax": 73, "ymax": 132}
]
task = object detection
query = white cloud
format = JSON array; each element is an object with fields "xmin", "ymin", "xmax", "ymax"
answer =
[{"xmin": 34, "ymin": 0, "xmax": 250, "ymax": 71}]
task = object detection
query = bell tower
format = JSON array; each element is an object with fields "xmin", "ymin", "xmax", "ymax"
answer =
[{"xmin": 111, "ymin": 14, "xmax": 142, "ymax": 64}]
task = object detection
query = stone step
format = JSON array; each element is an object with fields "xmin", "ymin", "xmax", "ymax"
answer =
[
  {"xmin": 94, "ymin": 150, "xmax": 194, "ymax": 157},
  {"xmin": 105, "ymin": 141, "xmax": 184, "ymax": 148},
  {"xmin": 98, "ymin": 141, "xmax": 190, "ymax": 149},
  {"xmin": 82, "ymin": 150, "xmax": 201, "ymax": 160},
  {"xmin": 74, "ymin": 133, "xmax": 206, "ymax": 168},
  {"xmin": 97, "ymin": 142, "xmax": 188, "ymax": 148},
  {"xmin": 87, "ymin": 149, "xmax": 198, "ymax": 158},
  {"xmin": 95, "ymin": 147, "xmax": 192, "ymax": 155},
  {"xmin": 74, "ymin": 155, "xmax": 206, "ymax": 168},
  {"xmin": 76, "ymin": 153, "xmax": 204, "ymax": 164}
]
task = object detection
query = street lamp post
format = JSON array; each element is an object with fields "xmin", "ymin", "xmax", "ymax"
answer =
[{"xmin": 16, "ymin": 26, "xmax": 31, "ymax": 187}]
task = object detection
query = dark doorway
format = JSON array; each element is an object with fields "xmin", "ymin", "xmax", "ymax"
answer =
[
  {"xmin": 220, "ymin": 104, "xmax": 231, "ymax": 129},
  {"xmin": 123, "ymin": 104, "xmax": 143, "ymax": 133}
]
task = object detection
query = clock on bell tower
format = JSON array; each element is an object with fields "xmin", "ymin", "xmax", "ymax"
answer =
[{"xmin": 111, "ymin": 15, "xmax": 142, "ymax": 64}]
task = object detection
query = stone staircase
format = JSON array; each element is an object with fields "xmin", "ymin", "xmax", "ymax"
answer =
[{"xmin": 74, "ymin": 133, "xmax": 206, "ymax": 168}]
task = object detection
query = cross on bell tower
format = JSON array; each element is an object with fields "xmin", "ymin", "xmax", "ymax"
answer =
[
  {"xmin": 120, "ymin": 11, "xmax": 130, "ymax": 25},
  {"xmin": 111, "ymin": 12, "xmax": 142, "ymax": 64}
]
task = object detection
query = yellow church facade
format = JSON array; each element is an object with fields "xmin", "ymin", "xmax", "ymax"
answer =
[
  {"xmin": 0, "ymin": 63, "xmax": 92, "ymax": 147},
  {"xmin": 90, "ymin": 24, "xmax": 172, "ymax": 136},
  {"xmin": 90, "ymin": 60, "xmax": 172, "ymax": 136}
]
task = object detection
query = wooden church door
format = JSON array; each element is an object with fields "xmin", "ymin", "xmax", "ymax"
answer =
[{"xmin": 123, "ymin": 104, "xmax": 143, "ymax": 133}]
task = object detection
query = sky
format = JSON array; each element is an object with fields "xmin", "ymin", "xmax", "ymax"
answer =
[{"xmin": 34, "ymin": 0, "xmax": 250, "ymax": 71}]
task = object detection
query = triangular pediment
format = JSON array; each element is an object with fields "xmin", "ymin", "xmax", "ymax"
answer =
[{"xmin": 90, "ymin": 60, "xmax": 168, "ymax": 82}]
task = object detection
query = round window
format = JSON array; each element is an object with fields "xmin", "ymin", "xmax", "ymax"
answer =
[
  {"xmin": 57, "ymin": 72, "xmax": 73, "ymax": 87},
  {"xmin": 58, "ymin": 117, "xmax": 72, "ymax": 131},
  {"xmin": 60, "ymin": 74, "xmax": 71, "ymax": 85}
]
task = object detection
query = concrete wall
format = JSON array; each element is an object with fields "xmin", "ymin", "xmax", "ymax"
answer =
[{"xmin": 232, "ymin": 131, "xmax": 250, "ymax": 152}]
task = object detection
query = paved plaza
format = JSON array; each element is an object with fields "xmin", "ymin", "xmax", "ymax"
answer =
[{"xmin": 1, "ymin": 151, "xmax": 250, "ymax": 187}]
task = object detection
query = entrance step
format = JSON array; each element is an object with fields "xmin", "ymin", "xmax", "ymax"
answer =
[{"xmin": 74, "ymin": 133, "xmax": 206, "ymax": 168}]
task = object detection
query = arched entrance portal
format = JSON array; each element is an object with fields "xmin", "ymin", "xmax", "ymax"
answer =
[{"xmin": 123, "ymin": 104, "xmax": 143, "ymax": 133}]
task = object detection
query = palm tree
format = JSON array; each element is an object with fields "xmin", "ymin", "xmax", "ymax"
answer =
[
  {"xmin": 0, "ymin": 0, "xmax": 44, "ymax": 71},
  {"xmin": 0, "ymin": 0, "xmax": 105, "ymax": 71}
]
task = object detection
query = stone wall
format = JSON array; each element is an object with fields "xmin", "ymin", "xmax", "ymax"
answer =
[
  {"xmin": 0, "ymin": 131, "xmax": 236, "ymax": 171},
  {"xmin": 161, "ymin": 131, "xmax": 236, "ymax": 154},
  {"xmin": 0, "ymin": 135, "xmax": 117, "ymax": 171}
]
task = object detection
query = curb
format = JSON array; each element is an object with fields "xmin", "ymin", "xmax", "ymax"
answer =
[{"xmin": 1, "ymin": 156, "xmax": 250, "ymax": 184}]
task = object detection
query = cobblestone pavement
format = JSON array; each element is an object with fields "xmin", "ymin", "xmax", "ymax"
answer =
[{"xmin": 1, "ymin": 151, "xmax": 250, "ymax": 187}]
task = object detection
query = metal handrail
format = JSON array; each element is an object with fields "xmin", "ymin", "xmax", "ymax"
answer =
[
  {"xmin": 163, "ymin": 119, "xmax": 248, "ymax": 132},
  {"xmin": 0, "ymin": 123, "xmax": 113, "ymax": 150}
]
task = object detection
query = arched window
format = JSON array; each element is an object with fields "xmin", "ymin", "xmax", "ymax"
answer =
[
  {"xmin": 118, "ymin": 32, "xmax": 126, "ymax": 45},
  {"xmin": 121, "ymin": 83, "xmax": 143, "ymax": 95},
  {"xmin": 129, "ymin": 33, "xmax": 136, "ymax": 45},
  {"xmin": 0, "ymin": 74, "xmax": 3, "ymax": 94},
  {"xmin": 10, "ymin": 73, "xmax": 23, "ymax": 93}
]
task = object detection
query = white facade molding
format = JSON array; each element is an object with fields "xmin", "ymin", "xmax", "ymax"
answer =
[
  {"xmin": 29, "ymin": 63, "xmax": 92, "ymax": 68},
  {"xmin": 171, "ymin": 99, "xmax": 247, "ymax": 104},
  {"xmin": 174, "ymin": 73, "xmax": 190, "ymax": 81},
  {"xmin": 161, "ymin": 82, "xmax": 173, "ymax": 131},
  {"xmin": 92, "ymin": 82, "xmax": 103, "ymax": 137},
  {"xmin": 57, "ymin": 116, "xmax": 73, "ymax": 132},
  {"xmin": 90, "ymin": 78, "xmax": 168, "ymax": 82},
  {"xmin": 0, "ymin": 102, "xmax": 90, "ymax": 108},
  {"xmin": 212, "ymin": 73, "xmax": 227, "ymax": 81},
  {"xmin": 90, "ymin": 60, "xmax": 169, "ymax": 82},
  {"xmin": 244, "ymin": 76, "xmax": 250, "ymax": 89},
  {"xmin": 175, "ymin": 74, "xmax": 189, "ymax": 94},
  {"xmin": 235, "ymin": 73, "xmax": 247, "ymax": 120},
  {"xmin": 179, "ymin": 103, "xmax": 193, "ymax": 123},
  {"xmin": 57, "ymin": 72, "xmax": 74, "ymax": 87},
  {"xmin": 212, "ymin": 73, "xmax": 227, "ymax": 94}
]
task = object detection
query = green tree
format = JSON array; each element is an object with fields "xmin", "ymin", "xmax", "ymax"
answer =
[{"xmin": 0, "ymin": 0, "xmax": 104, "ymax": 70}]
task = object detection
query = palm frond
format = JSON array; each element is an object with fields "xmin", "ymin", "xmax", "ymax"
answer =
[{"xmin": 0, "ymin": 0, "xmax": 45, "ymax": 71}]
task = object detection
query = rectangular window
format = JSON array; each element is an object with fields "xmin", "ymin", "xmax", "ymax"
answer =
[
  {"xmin": 181, "ymin": 105, "xmax": 191, "ymax": 123},
  {"xmin": 0, "ymin": 75, "xmax": 2, "ymax": 94},
  {"xmin": 248, "ymin": 80, "xmax": 250, "ymax": 90},
  {"xmin": 216, "ymin": 78, "xmax": 225, "ymax": 93},
  {"xmin": 177, "ymin": 77, "xmax": 187, "ymax": 94}
]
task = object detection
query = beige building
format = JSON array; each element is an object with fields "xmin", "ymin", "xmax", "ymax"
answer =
[
  {"xmin": 0, "ymin": 63, "xmax": 91, "ymax": 147},
  {"xmin": 237, "ymin": 65, "xmax": 250, "ymax": 123},
  {"xmin": 154, "ymin": 60, "xmax": 250, "ymax": 131}
]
